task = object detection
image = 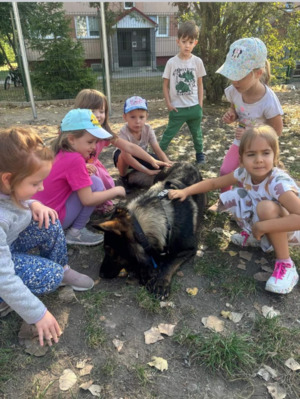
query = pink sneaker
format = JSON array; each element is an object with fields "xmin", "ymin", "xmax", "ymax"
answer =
[
  {"xmin": 266, "ymin": 261, "xmax": 299, "ymax": 294},
  {"xmin": 61, "ymin": 267, "xmax": 94, "ymax": 291}
]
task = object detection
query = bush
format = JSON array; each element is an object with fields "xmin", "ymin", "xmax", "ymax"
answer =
[{"xmin": 31, "ymin": 37, "xmax": 96, "ymax": 99}]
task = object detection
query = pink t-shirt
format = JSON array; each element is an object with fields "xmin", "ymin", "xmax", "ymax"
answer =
[
  {"xmin": 33, "ymin": 151, "xmax": 92, "ymax": 221},
  {"xmin": 86, "ymin": 139, "xmax": 111, "ymax": 165}
]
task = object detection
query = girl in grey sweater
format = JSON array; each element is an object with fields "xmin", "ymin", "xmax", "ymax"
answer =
[{"xmin": 0, "ymin": 127, "xmax": 94, "ymax": 346}]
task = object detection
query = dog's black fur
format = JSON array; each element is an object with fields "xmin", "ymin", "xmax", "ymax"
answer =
[{"xmin": 94, "ymin": 163, "xmax": 206, "ymax": 298}]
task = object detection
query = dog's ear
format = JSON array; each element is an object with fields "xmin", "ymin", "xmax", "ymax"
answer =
[{"xmin": 93, "ymin": 220, "xmax": 126, "ymax": 236}]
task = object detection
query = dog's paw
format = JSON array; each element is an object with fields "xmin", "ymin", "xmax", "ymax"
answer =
[{"xmin": 147, "ymin": 277, "xmax": 170, "ymax": 300}]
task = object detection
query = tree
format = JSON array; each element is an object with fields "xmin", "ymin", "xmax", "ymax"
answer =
[{"xmin": 174, "ymin": 2, "xmax": 300, "ymax": 102}]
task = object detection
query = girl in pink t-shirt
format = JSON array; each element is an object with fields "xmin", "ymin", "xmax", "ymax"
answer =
[{"xmin": 74, "ymin": 89, "xmax": 170, "ymax": 201}]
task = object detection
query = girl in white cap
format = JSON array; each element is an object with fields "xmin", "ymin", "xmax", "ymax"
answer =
[{"xmin": 216, "ymin": 37, "xmax": 283, "ymax": 194}]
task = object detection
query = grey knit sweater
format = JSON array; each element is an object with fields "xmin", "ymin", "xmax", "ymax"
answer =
[{"xmin": 0, "ymin": 194, "xmax": 46, "ymax": 324}]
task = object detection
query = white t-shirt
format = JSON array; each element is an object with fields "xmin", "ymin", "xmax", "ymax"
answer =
[
  {"xmin": 163, "ymin": 54, "xmax": 206, "ymax": 108},
  {"xmin": 225, "ymin": 84, "xmax": 283, "ymax": 146},
  {"xmin": 118, "ymin": 123, "xmax": 157, "ymax": 152}
]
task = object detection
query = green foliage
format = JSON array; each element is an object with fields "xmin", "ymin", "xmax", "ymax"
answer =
[
  {"xmin": 136, "ymin": 287, "xmax": 161, "ymax": 314},
  {"xmin": 31, "ymin": 38, "xmax": 96, "ymax": 99},
  {"xmin": 174, "ymin": 2, "xmax": 300, "ymax": 102}
]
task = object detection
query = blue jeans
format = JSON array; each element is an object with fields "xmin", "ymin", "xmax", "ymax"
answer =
[{"xmin": 0, "ymin": 219, "xmax": 66, "ymax": 303}]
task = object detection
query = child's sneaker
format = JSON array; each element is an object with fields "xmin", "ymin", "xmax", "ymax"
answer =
[
  {"xmin": 61, "ymin": 267, "xmax": 94, "ymax": 291},
  {"xmin": 65, "ymin": 227, "xmax": 104, "ymax": 246},
  {"xmin": 196, "ymin": 152, "xmax": 205, "ymax": 164},
  {"xmin": 231, "ymin": 231, "xmax": 260, "ymax": 247},
  {"xmin": 265, "ymin": 261, "xmax": 299, "ymax": 294}
]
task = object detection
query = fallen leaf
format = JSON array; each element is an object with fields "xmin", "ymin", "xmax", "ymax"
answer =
[
  {"xmin": 202, "ymin": 316, "xmax": 224, "ymax": 332},
  {"xmin": 237, "ymin": 264, "xmax": 246, "ymax": 270},
  {"xmin": 79, "ymin": 364, "xmax": 93, "ymax": 376},
  {"xmin": 76, "ymin": 360, "xmax": 87, "ymax": 369},
  {"xmin": 147, "ymin": 356, "xmax": 168, "ymax": 371},
  {"xmin": 254, "ymin": 272, "xmax": 271, "ymax": 282},
  {"xmin": 230, "ymin": 312, "xmax": 243, "ymax": 323},
  {"xmin": 186, "ymin": 287, "xmax": 198, "ymax": 296},
  {"xmin": 221, "ymin": 310, "xmax": 231, "ymax": 319},
  {"xmin": 160, "ymin": 301, "xmax": 175, "ymax": 309},
  {"xmin": 80, "ymin": 380, "xmax": 94, "ymax": 390},
  {"xmin": 262, "ymin": 306, "xmax": 280, "ymax": 319},
  {"xmin": 260, "ymin": 257, "xmax": 269, "ymax": 265},
  {"xmin": 112, "ymin": 339, "xmax": 124, "ymax": 352},
  {"xmin": 114, "ymin": 293, "xmax": 122, "ymax": 297},
  {"xmin": 144, "ymin": 327, "xmax": 164, "ymax": 344},
  {"xmin": 196, "ymin": 250, "xmax": 204, "ymax": 257},
  {"xmin": 240, "ymin": 259, "xmax": 246, "ymax": 264},
  {"xmin": 284, "ymin": 357, "xmax": 300, "ymax": 371},
  {"xmin": 24, "ymin": 338, "xmax": 48, "ymax": 357},
  {"xmin": 59, "ymin": 286, "xmax": 76, "ymax": 303},
  {"xmin": 267, "ymin": 383, "xmax": 287, "ymax": 399},
  {"xmin": 257, "ymin": 367, "xmax": 270, "ymax": 381},
  {"xmin": 263, "ymin": 364, "xmax": 278, "ymax": 378},
  {"xmin": 261, "ymin": 266, "xmax": 273, "ymax": 273},
  {"xmin": 158, "ymin": 323, "xmax": 176, "ymax": 336},
  {"xmin": 253, "ymin": 302, "xmax": 261, "ymax": 313},
  {"xmin": 105, "ymin": 320, "xmax": 117, "ymax": 329},
  {"xmin": 59, "ymin": 369, "xmax": 77, "ymax": 391},
  {"xmin": 239, "ymin": 251, "xmax": 253, "ymax": 261},
  {"xmin": 212, "ymin": 227, "xmax": 223, "ymax": 234},
  {"xmin": 177, "ymin": 271, "xmax": 184, "ymax": 277},
  {"xmin": 229, "ymin": 251, "xmax": 237, "ymax": 257},
  {"xmin": 18, "ymin": 321, "xmax": 39, "ymax": 340},
  {"xmin": 89, "ymin": 384, "xmax": 102, "ymax": 397},
  {"xmin": 99, "ymin": 316, "xmax": 106, "ymax": 321}
]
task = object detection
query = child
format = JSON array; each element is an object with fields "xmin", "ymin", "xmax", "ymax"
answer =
[
  {"xmin": 33, "ymin": 108, "xmax": 126, "ymax": 246},
  {"xmin": 216, "ymin": 37, "xmax": 283, "ymax": 193},
  {"xmin": 159, "ymin": 20, "xmax": 207, "ymax": 164},
  {"xmin": 168, "ymin": 126, "xmax": 300, "ymax": 295},
  {"xmin": 74, "ymin": 89, "xmax": 169, "ymax": 195},
  {"xmin": 0, "ymin": 127, "xmax": 94, "ymax": 347},
  {"xmin": 113, "ymin": 96, "xmax": 171, "ymax": 187}
]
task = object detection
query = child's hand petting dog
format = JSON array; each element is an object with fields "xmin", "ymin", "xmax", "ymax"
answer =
[{"xmin": 168, "ymin": 189, "xmax": 187, "ymax": 202}]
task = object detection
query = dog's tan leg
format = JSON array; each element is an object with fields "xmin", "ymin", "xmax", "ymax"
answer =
[{"xmin": 148, "ymin": 250, "xmax": 195, "ymax": 299}]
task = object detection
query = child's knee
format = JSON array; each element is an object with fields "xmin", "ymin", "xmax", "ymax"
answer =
[
  {"xmin": 91, "ymin": 175, "xmax": 104, "ymax": 192},
  {"xmin": 256, "ymin": 200, "xmax": 281, "ymax": 220}
]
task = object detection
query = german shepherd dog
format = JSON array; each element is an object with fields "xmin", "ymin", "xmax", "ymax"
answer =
[{"xmin": 94, "ymin": 163, "xmax": 206, "ymax": 298}]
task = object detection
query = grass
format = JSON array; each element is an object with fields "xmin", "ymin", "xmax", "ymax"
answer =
[
  {"xmin": 221, "ymin": 275, "xmax": 259, "ymax": 300},
  {"xmin": 134, "ymin": 364, "xmax": 151, "ymax": 387},
  {"xmin": 136, "ymin": 287, "xmax": 161, "ymax": 314},
  {"xmin": 102, "ymin": 356, "xmax": 118, "ymax": 377},
  {"xmin": 81, "ymin": 290, "xmax": 110, "ymax": 348}
]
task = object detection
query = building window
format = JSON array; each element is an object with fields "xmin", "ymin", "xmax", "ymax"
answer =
[
  {"xmin": 124, "ymin": 2, "xmax": 134, "ymax": 9},
  {"xmin": 285, "ymin": 2, "xmax": 293, "ymax": 11},
  {"xmin": 149, "ymin": 15, "xmax": 169, "ymax": 37},
  {"xmin": 75, "ymin": 16, "xmax": 99, "ymax": 38}
]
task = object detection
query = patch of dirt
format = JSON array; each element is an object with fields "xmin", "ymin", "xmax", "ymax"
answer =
[{"xmin": 0, "ymin": 88, "xmax": 300, "ymax": 399}]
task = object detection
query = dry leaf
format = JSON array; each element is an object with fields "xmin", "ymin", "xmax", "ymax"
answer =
[
  {"xmin": 158, "ymin": 323, "xmax": 176, "ymax": 336},
  {"xmin": 186, "ymin": 287, "xmax": 198, "ymax": 296},
  {"xmin": 80, "ymin": 380, "xmax": 94, "ymax": 390},
  {"xmin": 177, "ymin": 271, "xmax": 184, "ymax": 277},
  {"xmin": 112, "ymin": 339, "xmax": 124, "ymax": 352},
  {"xmin": 221, "ymin": 310, "xmax": 231, "ymax": 319},
  {"xmin": 202, "ymin": 316, "xmax": 224, "ymax": 332},
  {"xmin": 260, "ymin": 257, "xmax": 269, "ymax": 265},
  {"xmin": 263, "ymin": 365, "xmax": 278, "ymax": 378},
  {"xmin": 284, "ymin": 357, "xmax": 300, "ymax": 371},
  {"xmin": 257, "ymin": 368, "xmax": 270, "ymax": 381},
  {"xmin": 144, "ymin": 327, "xmax": 164, "ymax": 344},
  {"xmin": 237, "ymin": 264, "xmax": 246, "ymax": 270},
  {"xmin": 79, "ymin": 364, "xmax": 93, "ymax": 376},
  {"xmin": 230, "ymin": 312, "xmax": 243, "ymax": 323},
  {"xmin": 196, "ymin": 250, "xmax": 204, "ymax": 257},
  {"xmin": 99, "ymin": 316, "xmax": 106, "ymax": 321},
  {"xmin": 240, "ymin": 259, "xmax": 246, "ymax": 264},
  {"xmin": 147, "ymin": 356, "xmax": 168, "ymax": 372},
  {"xmin": 59, "ymin": 286, "xmax": 76, "ymax": 303},
  {"xmin": 89, "ymin": 384, "xmax": 102, "ymax": 397},
  {"xmin": 76, "ymin": 360, "xmax": 87, "ymax": 369},
  {"xmin": 59, "ymin": 369, "xmax": 77, "ymax": 391},
  {"xmin": 254, "ymin": 272, "xmax": 271, "ymax": 282},
  {"xmin": 229, "ymin": 251, "xmax": 237, "ymax": 257},
  {"xmin": 267, "ymin": 383, "xmax": 287, "ymax": 399},
  {"xmin": 261, "ymin": 266, "xmax": 273, "ymax": 273},
  {"xmin": 160, "ymin": 301, "xmax": 175, "ymax": 309},
  {"xmin": 24, "ymin": 338, "xmax": 48, "ymax": 357},
  {"xmin": 262, "ymin": 306, "xmax": 280, "ymax": 319},
  {"xmin": 18, "ymin": 321, "xmax": 39, "ymax": 340},
  {"xmin": 239, "ymin": 251, "xmax": 253, "ymax": 261}
]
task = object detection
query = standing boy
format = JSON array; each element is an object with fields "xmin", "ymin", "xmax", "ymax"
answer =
[{"xmin": 159, "ymin": 20, "xmax": 206, "ymax": 164}]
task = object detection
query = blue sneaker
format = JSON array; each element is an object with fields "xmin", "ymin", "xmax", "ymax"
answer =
[{"xmin": 196, "ymin": 152, "xmax": 205, "ymax": 164}]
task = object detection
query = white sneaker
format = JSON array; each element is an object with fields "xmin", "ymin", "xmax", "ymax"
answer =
[
  {"xmin": 65, "ymin": 227, "xmax": 104, "ymax": 246},
  {"xmin": 231, "ymin": 231, "xmax": 260, "ymax": 248},
  {"xmin": 266, "ymin": 261, "xmax": 299, "ymax": 294}
]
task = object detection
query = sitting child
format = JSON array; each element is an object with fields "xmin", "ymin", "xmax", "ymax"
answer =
[{"xmin": 113, "ymin": 96, "xmax": 171, "ymax": 191}]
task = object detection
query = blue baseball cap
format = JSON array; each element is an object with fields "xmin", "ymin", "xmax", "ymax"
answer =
[
  {"xmin": 124, "ymin": 96, "xmax": 148, "ymax": 114},
  {"xmin": 61, "ymin": 109, "xmax": 112, "ymax": 139},
  {"xmin": 216, "ymin": 37, "xmax": 267, "ymax": 81}
]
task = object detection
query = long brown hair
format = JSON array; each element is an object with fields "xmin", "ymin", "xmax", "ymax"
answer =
[
  {"xmin": 0, "ymin": 127, "xmax": 54, "ymax": 205},
  {"xmin": 51, "ymin": 129, "xmax": 87, "ymax": 155},
  {"xmin": 74, "ymin": 89, "xmax": 117, "ymax": 139},
  {"xmin": 239, "ymin": 125, "xmax": 283, "ymax": 168}
]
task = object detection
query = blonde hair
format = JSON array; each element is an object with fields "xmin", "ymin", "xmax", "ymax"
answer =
[
  {"xmin": 51, "ymin": 129, "xmax": 87, "ymax": 155},
  {"xmin": 0, "ymin": 127, "xmax": 54, "ymax": 205},
  {"xmin": 239, "ymin": 125, "xmax": 282, "ymax": 168},
  {"xmin": 254, "ymin": 60, "xmax": 271, "ymax": 86},
  {"xmin": 74, "ymin": 89, "xmax": 117, "ymax": 139}
]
